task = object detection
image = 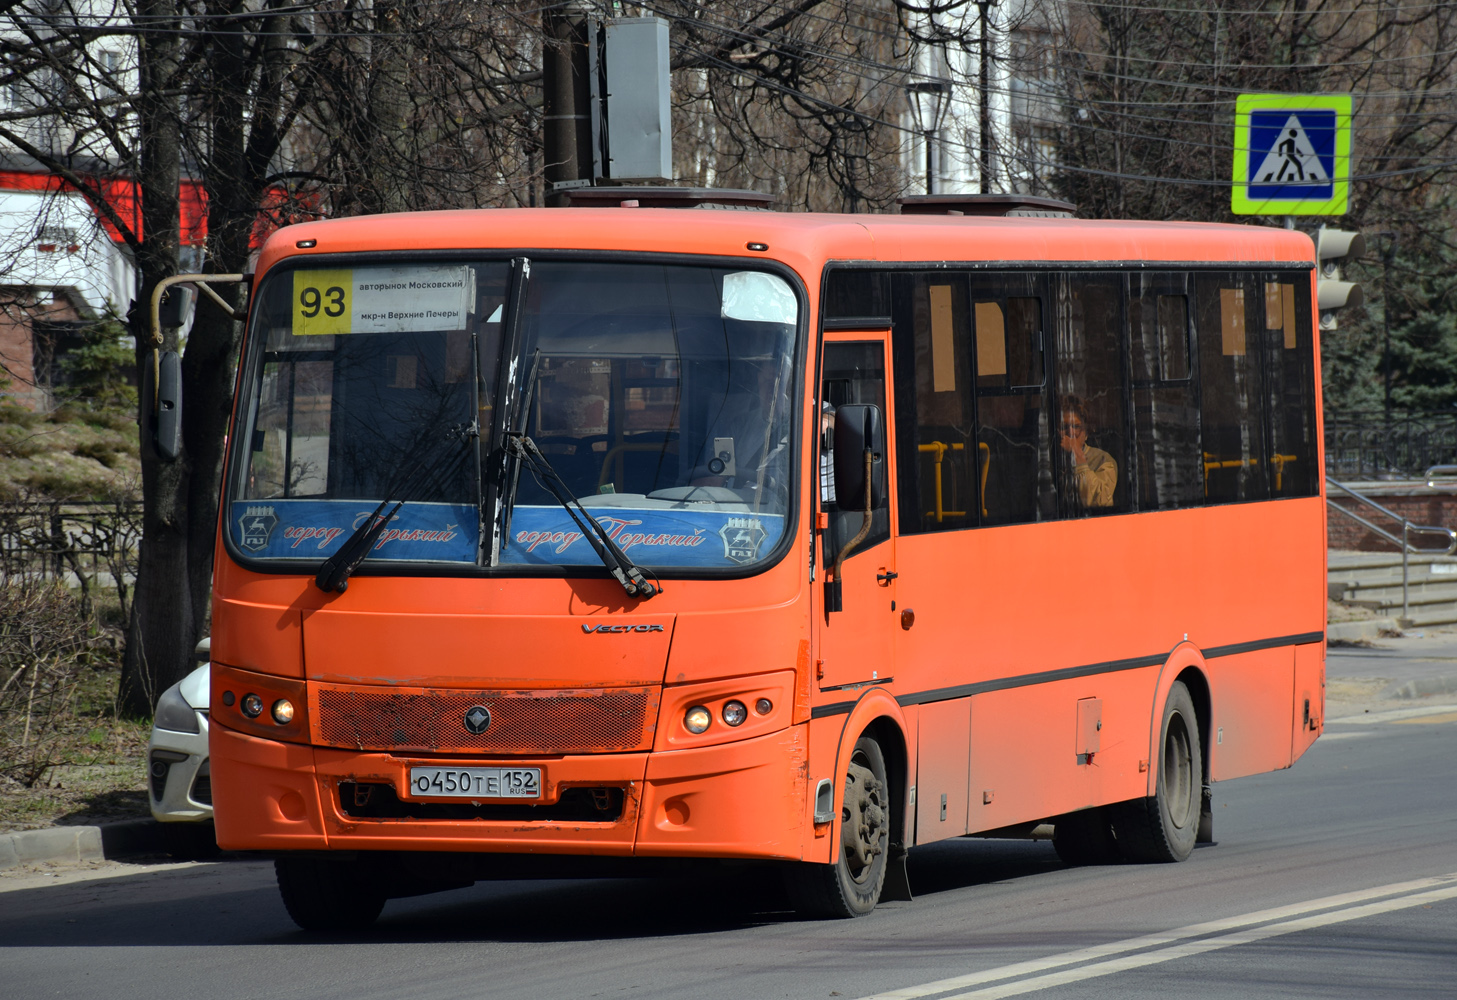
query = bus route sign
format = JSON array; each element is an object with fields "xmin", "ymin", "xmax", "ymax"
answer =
[{"xmin": 1231, "ymin": 93, "xmax": 1351, "ymax": 216}]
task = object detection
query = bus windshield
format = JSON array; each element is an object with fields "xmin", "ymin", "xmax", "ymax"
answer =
[{"xmin": 228, "ymin": 259, "xmax": 802, "ymax": 575}]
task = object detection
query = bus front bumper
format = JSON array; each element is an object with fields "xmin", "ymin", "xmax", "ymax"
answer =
[{"xmin": 211, "ymin": 722, "xmax": 809, "ymax": 860}]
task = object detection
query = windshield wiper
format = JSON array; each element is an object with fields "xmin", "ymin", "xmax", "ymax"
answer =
[
  {"xmin": 505, "ymin": 432, "xmax": 660, "ymax": 600},
  {"xmin": 499, "ymin": 349, "xmax": 542, "ymax": 542},
  {"xmin": 315, "ymin": 423, "xmax": 476, "ymax": 594}
]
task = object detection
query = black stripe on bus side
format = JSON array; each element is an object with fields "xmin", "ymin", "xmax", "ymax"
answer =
[
  {"xmin": 806, "ymin": 629, "xmax": 1326, "ymax": 719},
  {"xmin": 1203, "ymin": 630, "xmax": 1325, "ymax": 659},
  {"xmin": 898, "ymin": 652, "xmax": 1169, "ymax": 709}
]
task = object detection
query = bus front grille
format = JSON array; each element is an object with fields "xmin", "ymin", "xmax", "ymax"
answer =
[{"xmin": 313, "ymin": 684, "xmax": 658, "ymax": 754}]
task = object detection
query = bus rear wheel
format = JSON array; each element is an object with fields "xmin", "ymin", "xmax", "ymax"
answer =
[
  {"xmin": 786, "ymin": 735, "xmax": 890, "ymax": 918},
  {"xmin": 1113, "ymin": 681, "xmax": 1202, "ymax": 863},
  {"xmin": 275, "ymin": 856, "xmax": 386, "ymax": 931}
]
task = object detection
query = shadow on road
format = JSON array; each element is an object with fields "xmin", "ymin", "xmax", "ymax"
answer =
[
  {"xmin": 0, "ymin": 838, "xmax": 1070, "ymax": 947},
  {"xmin": 906, "ymin": 837, "xmax": 1063, "ymax": 897}
]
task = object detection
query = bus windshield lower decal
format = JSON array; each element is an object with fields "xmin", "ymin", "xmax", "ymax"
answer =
[
  {"xmin": 230, "ymin": 499, "xmax": 478, "ymax": 562},
  {"xmin": 500, "ymin": 506, "xmax": 784, "ymax": 568}
]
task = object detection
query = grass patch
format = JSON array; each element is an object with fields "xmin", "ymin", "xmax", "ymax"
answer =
[
  {"xmin": 21, "ymin": 469, "xmax": 114, "ymax": 500},
  {"xmin": 0, "ymin": 580, "xmax": 150, "ymax": 833},
  {"xmin": 72, "ymin": 439, "xmax": 117, "ymax": 469},
  {"xmin": 0, "ymin": 396, "xmax": 139, "ymax": 504}
]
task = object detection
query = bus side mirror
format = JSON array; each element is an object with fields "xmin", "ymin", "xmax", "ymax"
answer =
[
  {"xmin": 145, "ymin": 349, "xmax": 183, "ymax": 461},
  {"xmin": 157, "ymin": 284, "xmax": 195, "ymax": 330},
  {"xmin": 833, "ymin": 403, "xmax": 885, "ymax": 510}
]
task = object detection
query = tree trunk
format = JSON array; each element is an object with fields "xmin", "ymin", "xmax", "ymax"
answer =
[{"xmin": 120, "ymin": 0, "xmax": 188, "ymax": 716}]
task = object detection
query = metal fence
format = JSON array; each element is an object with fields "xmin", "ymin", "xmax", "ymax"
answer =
[
  {"xmin": 0, "ymin": 500, "xmax": 142, "ymax": 612},
  {"xmin": 1324, "ymin": 411, "xmax": 1457, "ymax": 480}
]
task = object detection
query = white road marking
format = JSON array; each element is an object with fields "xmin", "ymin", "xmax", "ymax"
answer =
[
  {"xmin": 855, "ymin": 872, "xmax": 1457, "ymax": 1000},
  {"xmin": 1327, "ymin": 703, "xmax": 1457, "ymax": 725},
  {"xmin": 939, "ymin": 884, "xmax": 1457, "ymax": 999}
]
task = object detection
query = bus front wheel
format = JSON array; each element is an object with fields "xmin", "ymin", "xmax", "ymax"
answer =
[
  {"xmin": 275, "ymin": 856, "xmax": 386, "ymax": 931},
  {"xmin": 1113, "ymin": 681, "xmax": 1202, "ymax": 863},
  {"xmin": 786, "ymin": 735, "xmax": 891, "ymax": 918}
]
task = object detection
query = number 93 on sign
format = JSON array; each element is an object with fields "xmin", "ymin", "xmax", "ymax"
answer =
[{"xmin": 293, "ymin": 269, "xmax": 352, "ymax": 335}]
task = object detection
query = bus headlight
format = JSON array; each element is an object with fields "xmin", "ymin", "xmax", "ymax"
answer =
[
  {"xmin": 241, "ymin": 693, "xmax": 264, "ymax": 718},
  {"xmin": 721, "ymin": 700, "xmax": 748, "ymax": 727},
  {"xmin": 271, "ymin": 699, "xmax": 296, "ymax": 725},
  {"xmin": 684, "ymin": 706, "xmax": 712, "ymax": 734}
]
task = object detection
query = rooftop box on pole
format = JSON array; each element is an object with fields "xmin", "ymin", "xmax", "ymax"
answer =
[{"xmin": 605, "ymin": 17, "xmax": 672, "ymax": 181}]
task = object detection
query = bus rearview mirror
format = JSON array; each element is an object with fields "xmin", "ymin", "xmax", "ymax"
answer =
[
  {"xmin": 833, "ymin": 404, "xmax": 885, "ymax": 510},
  {"xmin": 153, "ymin": 350, "xmax": 183, "ymax": 461},
  {"xmin": 158, "ymin": 285, "xmax": 195, "ymax": 330}
]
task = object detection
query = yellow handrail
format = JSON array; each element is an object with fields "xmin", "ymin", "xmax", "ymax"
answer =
[
  {"xmin": 1202, "ymin": 452, "xmax": 1297, "ymax": 493},
  {"xmin": 918, "ymin": 441, "xmax": 990, "ymax": 521}
]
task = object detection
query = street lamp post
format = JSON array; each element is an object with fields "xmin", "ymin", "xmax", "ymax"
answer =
[{"xmin": 906, "ymin": 78, "xmax": 952, "ymax": 195}]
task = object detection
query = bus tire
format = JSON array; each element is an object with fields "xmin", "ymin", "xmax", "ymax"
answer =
[
  {"xmin": 786, "ymin": 735, "xmax": 891, "ymax": 918},
  {"xmin": 1113, "ymin": 681, "xmax": 1202, "ymax": 863},
  {"xmin": 275, "ymin": 856, "xmax": 386, "ymax": 931},
  {"xmin": 1052, "ymin": 806, "xmax": 1120, "ymax": 865}
]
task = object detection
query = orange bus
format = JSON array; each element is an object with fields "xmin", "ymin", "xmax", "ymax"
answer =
[{"xmin": 208, "ymin": 201, "xmax": 1326, "ymax": 928}]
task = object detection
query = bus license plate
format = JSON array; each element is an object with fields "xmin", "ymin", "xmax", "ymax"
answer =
[{"xmin": 407, "ymin": 766, "xmax": 541, "ymax": 799}]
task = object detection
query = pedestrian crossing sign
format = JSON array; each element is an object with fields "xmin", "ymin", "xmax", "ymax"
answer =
[{"xmin": 1232, "ymin": 93, "xmax": 1351, "ymax": 215}]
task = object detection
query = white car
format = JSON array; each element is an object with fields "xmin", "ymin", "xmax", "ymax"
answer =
[{"xmin": 148, "ymin": 640, "xmax": 216, "ymax": 856}]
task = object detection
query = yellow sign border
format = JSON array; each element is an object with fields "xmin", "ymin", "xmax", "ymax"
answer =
[{"xmin": 1232, "ymin": 93, "xmax": 1351, "ymax": 216}]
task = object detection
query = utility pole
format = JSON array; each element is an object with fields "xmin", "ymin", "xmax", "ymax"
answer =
[
  {"xmin": 978, "ymin": 0, "xmax": 996, "ymax": 193},
  {"xmin": 1382, "ymin": 232, "xmax": 1398, "ymax": 429},
  {"xmin": 542, "ymin": 4, "xmax": 593, "ymax": 207}
]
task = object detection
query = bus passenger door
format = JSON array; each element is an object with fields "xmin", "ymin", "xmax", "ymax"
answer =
[{"xmin": 817, "ymin": 335, "xmax": 897, "ymax": 690}]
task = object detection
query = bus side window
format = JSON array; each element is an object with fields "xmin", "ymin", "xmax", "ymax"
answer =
[
  {"xmin": 1130, "ymin": 277, "xmax": 1203, "ymax": 510},
  {"xmin": 1197, "ymin": 273, "xmax": 1269, "ymax": 503},
  {"xmin": 1056, "ymin": 275, "xmax": 1130, "ymax": 517},
  {"xmin": 900, "ymin": 275, "xmax": 977, "ymax": 533},
  {"xmin": 1263, "ymin": 274, "xmax": 1318, "ymax": 498},
  {"xmin": 972, "ymin": 283, "xmax": 1051, "ymax": 526}
]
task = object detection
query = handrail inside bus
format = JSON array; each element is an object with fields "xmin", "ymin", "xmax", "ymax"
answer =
[
  {"xmin": 1204, "ymin": 452, "xmax": 1297, "ymax": 493},
  {"xmin": 918, "ymin": 441, "xmax": 990, "ymax": 521}
]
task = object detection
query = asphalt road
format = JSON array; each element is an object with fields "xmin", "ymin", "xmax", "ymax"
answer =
[{"xmin": 3, "ymin": 639, "xmax": 1454, "ymax": 1000}]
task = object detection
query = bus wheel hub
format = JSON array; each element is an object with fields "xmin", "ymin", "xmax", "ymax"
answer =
[{"xmin": 841, "ymin": 760, "xmax": 886, "ymax": 874}]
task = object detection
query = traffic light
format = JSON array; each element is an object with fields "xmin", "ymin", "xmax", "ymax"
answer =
[{"xmin": 1314, "ymin": 227, "xmax": 1366, "ymax": 330}]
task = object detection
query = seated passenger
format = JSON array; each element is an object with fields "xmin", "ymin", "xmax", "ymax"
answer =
[{"xmin": 1060, "ymin": 396, "xmax": 1117, "ymax": 508}]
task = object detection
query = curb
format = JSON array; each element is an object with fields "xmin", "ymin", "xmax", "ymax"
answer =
[
  {"xmin": 0, "ymin": 819, "xmax": 166, "ymax": 871},
  {"xmin": 1327, "ymin": 618, "xmax": 1401, "ymax": 643},
  {"xmin": 1382, "ymin": 674, "xmax": 1457, "ymax": 700}
]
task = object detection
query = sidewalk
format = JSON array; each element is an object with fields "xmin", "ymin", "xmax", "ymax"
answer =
[{"xmin": 1325, "ymin": 624, "xmax": 1457, "ymax": 716}]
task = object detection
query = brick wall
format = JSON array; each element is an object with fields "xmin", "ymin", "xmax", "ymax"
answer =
[
  {"xmin": 1327, "ymin": 487, "xmax": 1457, "ymax": 551},
  {"xmin": 0, "ymin": 292, "xmax": 87, "ymax": 411}
]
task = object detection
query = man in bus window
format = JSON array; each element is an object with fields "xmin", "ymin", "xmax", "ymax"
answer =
[
  {"xmin": 1060, "ymin": 396, "xmax": 1117, "ymax": 508},
  {"xmin": 819, "ymin": 400, "xmax": 836, "ymax": 504}
]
